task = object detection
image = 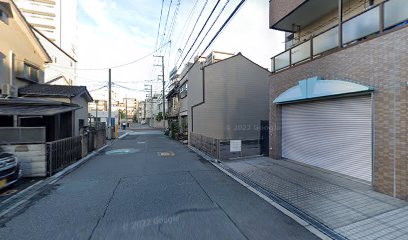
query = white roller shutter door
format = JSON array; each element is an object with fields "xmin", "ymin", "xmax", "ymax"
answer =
[{"xmin": 282, "ymin": 95, "xmax": 372, "ymax": 182}]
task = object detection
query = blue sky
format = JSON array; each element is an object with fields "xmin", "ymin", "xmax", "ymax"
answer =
[{"xmin": 76, "ymin": 0, "xmax": 284, "ymax": 100}]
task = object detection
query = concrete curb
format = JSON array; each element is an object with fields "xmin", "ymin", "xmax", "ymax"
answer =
[
  {"xmin": 188, "ymin": 145, "xmax": 334, "ymax": 240},
  {"xmin": 0, "ymin": 133, "xmax": 130, "ymax": 218}
]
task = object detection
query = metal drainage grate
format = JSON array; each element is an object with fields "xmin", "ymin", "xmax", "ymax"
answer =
[{"xmin": 158, "ymin": 151, "xmax": 175, "ymax": 157}]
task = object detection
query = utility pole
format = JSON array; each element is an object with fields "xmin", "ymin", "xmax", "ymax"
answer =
[
  {"xmin": 150, "ymin": 88, "xmax": 153, "ymax": 127},
  {"xmin": 95, "ymin": 100, "xmax": 99, "ymax": 123},
  {"xmin": 154, "ymin": 55, "xmax": 165, "ymax": 130},
  {"xmin": 125, "ymin": 97, "xmax": 128, "ymax": 126},
  {"xmin": 144, "ymin": 84, "xmax": 153, "ymax": 126},
  {"xmin": 143, "ymin": 99, "xmax": 147, "ymax": 122},
  {"xmin": 108, "ymin": 69, "xmax": 112, "ymax": 139}
]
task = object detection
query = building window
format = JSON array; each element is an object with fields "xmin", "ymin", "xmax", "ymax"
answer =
[
  {"xmin": 79, "ymin": 119, "xmax": 85, "ymax": 129},
  {"xmin": 0, "ymin": 9, "xmax": 8, "ymax": 24},
  {"xmin": 23, "ymin": 63, "xmax": 39, "ymax": 82},
  {"xmin": 179, "ymin": 82, "xmax": 188, "ymax": 98}
]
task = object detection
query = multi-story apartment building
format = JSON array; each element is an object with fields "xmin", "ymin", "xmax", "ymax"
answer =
[
  {"xmin": 136, "ymin": 100, "xmax": 146, "ymax": 123},
  {"xmin": 14, "ymin": 0, "xmax": 78, "ymax": 85},
  {"xmin": 89, "ymin": 99, "xmax": 108, "ymax": 112},
  {"xmin": 14, "ymin": 0, "xmax": 77, "ymax": 58},
  {"xmin": 268, "ymin": 0, "xmax": 408, "ymax": 199}
]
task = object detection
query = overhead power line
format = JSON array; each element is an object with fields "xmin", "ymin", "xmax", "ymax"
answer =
[
  {"xmin": 177, "ymin": 0, "xmax": 221, "ymax": 69},
  {"xmin": 170, "ymin": 0, "xmax": 199, "ymax": 64},
  {"xmin": 159, "ymin": 0, "xmax": 173, "ymax": 49},
  {"xmin": 50, "ymin": 41, "xmax": 170, "ymax": 71},
  {"xmin": 177, "ymin": 0, "xmax": 247, "ymax": 81},
  {"xmin": 175, "ymin": 0, "xmax": 209, "ymax": 65},
  {"xmin": 112, "ymin": 82, "xmax": 146, "ymax": 92},
  {"xmin": 89, "ymin": 85, "xmax": 108, "ymax": 92},
  {"xmin": 188, "ymin": 0, "xmax": 231, "ymax": 64},
  {"xmin": 154, "ymin": 0, "xmax": 165, "ymax": 52}
]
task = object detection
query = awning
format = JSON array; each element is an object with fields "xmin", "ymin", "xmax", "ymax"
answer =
[
  {"xmin": 0, "ymin": 105, "xmax": 79, "ymax": 116},
  {"xmin": 0, "ymin": 98, "xmax": 80, "ymax": 116},
  {"xmin": 273, "ymin": 77, "xmax": 374, "ymax": 104}
]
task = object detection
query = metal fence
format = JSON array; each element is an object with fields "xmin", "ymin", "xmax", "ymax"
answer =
[
  {"xmin": 47, "ymin": 136, "xmax": 82, "ymax": 176},
  {"xmin": 190, "ymin": 132, "xmax": 262, "ymax": 160},
  {"xmin": 219, "ymin": 139, "xmax": 261, "ymax": 160}
]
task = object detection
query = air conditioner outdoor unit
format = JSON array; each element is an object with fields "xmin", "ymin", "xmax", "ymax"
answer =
[{"xmin": 1, "ymin": 84, "xmax": 18, "ymax": 97}]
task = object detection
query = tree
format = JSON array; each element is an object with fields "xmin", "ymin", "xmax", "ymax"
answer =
[
  {"xmin": 156, "ymin": 112, "xmax": 163, "ymax": 122},
  {"xmin": 118, "ymin": 110, "xmax": 125, "ymax": 120}
]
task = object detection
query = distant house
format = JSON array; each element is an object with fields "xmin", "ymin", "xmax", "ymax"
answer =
[
  {"xmin": 188, "ymin": 52, "xmax": 270, "ymax": 159},
  {"xmin": 0, "ymin": 0, "xmax": 99, "ymax": 178},
  {"xmin": 33, "ymin": 28, "xmax": 77, "ymax": 86},
  {"xmin": 19, "ymin": 84, "xmax": 93, "ymax": 136},
  {"xmin": 166, "ymin": 68, "xmax": 180, "ymax": 130},
  {"xmin": 177, "ymin": 62, "xmax": 192, "ymax": 138},
  {"xmin": 0, "ymin": 0, "xmax": 80, "ymax": 142}
]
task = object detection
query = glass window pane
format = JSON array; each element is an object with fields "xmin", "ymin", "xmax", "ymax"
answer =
[
  {"xmin": 384, "ymin": 0, "xmax": 408, "ymax": 29},
  {"xmin": 24, "ymin": 64, "xmax": 29, "ymax": 79},
  {"xmin": 274, "ymin": 51, "xmax": 290, "ymax": 71},
  {"xmin": 313, "ymin": 27, "xmax": 339, "ymax": 55},
  {"xmin": 291, "ymin": 40, "xmax": 311, "ymax": 64},
  {"xmin": 343, "ymin": 6, "xmax": 380, "ymax": 44}
]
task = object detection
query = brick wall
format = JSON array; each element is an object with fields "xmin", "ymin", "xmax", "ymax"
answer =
[{"xmin": 270, "ymin": 27, "xmax": 408, "ymax": 200}]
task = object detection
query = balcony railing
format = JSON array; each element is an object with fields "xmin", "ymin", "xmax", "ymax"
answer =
[{"xmin": 271, "ymin": 0, "xmax": 408, "ymax": 73}]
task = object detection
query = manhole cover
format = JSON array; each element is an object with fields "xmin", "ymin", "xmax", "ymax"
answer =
[
  {"xmin": 158, "ymin": 151, "xmax": 175, "ymax": 157},
  {"xmin": 105, "ymin": 149, "xmax": 140, "ymax": 155}
]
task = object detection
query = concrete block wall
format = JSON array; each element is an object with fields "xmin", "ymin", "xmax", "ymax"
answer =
[
  {"xmin": 269, "ymin": 26, "xmax": 408, "ymax": 200},
  {"xmin": 190, "ymin": 132, "xmax": 218, "ymax": 159},
  {"xmin": 3, "ymin": 144, "xmax": 47, "ymax": 177}
]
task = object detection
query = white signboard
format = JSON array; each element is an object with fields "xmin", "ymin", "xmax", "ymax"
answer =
[{"xmin": 230, "ymin": 140, "xmax": 242, "ymax": 152}]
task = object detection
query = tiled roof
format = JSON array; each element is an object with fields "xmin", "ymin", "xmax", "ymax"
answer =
[
  {"xmin": 0, "ymin": 98, "xmax": 80, "ymax": 116},
  {"xmin": 19, "ymin": 84, "xmax": 93, "ymax": 101}
]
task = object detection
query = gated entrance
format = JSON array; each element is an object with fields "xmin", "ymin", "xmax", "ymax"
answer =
[{"xmin": 260, "ymin": 120, "xmax": 269, "ymax": 156}]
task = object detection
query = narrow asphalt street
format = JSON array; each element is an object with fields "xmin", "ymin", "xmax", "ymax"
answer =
[{"xmin": 0, "ymin": 130, "xmax": 318, "ymax": 240}]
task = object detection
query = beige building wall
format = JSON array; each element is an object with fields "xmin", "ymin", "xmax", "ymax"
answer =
[
  {"xmin": 0, "ymin": 1, "xmax": 48, "ymax": 91},
  {"xmin": 190, "ymin": 54, "xmax": 270, "ymax": 140}
]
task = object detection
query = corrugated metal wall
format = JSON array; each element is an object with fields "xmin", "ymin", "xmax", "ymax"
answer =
[{"xmin": 282, "ymin": 95, "xmax": 372, "ymax": 182}]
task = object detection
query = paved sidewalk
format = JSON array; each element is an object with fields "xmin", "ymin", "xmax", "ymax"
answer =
[{"xmin": 222, "ymin": 157, "xmax": 408, "ymax": 240}]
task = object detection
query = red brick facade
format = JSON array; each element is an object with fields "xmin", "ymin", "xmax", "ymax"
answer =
[{"xmin": 269, "ymin": 27, "xmax": 408, "ymax": 200}]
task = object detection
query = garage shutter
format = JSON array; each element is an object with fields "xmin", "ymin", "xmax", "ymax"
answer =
[{"xmin": 282, "ymin": 95, "xmax": 372, "ymax": 182}]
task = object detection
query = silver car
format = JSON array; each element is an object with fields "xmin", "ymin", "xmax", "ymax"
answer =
[{"xmin": 0, "ymin": 150, "xmax": 22, "ymax": 190}]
